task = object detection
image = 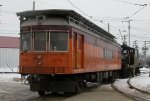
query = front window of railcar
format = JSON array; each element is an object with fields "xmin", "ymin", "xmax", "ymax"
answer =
[
  {"xmin": 50, "ymin": 32, "xmax": 68, "ymax": 51},
  {"xmin": 21, "ymin": 33, "xmax": 31, "ymax": 51},
  {"xmin": 34, "ymin": 31, "xmax": 47, "ymax": 51}
]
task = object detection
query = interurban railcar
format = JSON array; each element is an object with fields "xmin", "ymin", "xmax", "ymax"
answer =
[{"xmin": 17, "ymin": 9, "xmax": 121, "ymax": 95}]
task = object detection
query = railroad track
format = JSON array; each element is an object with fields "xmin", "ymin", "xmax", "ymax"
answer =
[
  {"xmin": 127, "ymin": 76, "xmax": 150, "ymax": 95},
  {"xmin": 112, "ymin": 77, "xmax": 150, "ymax": 101}
]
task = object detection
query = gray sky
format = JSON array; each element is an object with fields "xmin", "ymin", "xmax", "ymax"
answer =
[{"xmin": 0, "ymin": 0, "xmax": 150, "ymax": 52}]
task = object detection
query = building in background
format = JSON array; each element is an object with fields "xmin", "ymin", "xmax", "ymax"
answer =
[{"xmin": 0, "ymin": 36, "xmax": 19, "ymax": 73}]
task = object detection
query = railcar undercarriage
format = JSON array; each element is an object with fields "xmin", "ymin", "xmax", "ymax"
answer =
[{"xmin": 26, "ymin": 70, "xmax": 119, "ymax": 96}]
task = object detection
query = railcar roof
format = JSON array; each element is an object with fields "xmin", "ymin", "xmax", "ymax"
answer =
[
  {"xmin": 121, "ymin": 44, "xmax": 135, "ymax": 50},
  {"xmin": 17, "ymin": 9, "xmax": 115, "ymax": 38}
]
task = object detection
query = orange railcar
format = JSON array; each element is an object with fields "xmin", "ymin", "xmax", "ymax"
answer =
[{"xmin": 17, "ymin": 9, "xmax": 121, "ymax": 95}]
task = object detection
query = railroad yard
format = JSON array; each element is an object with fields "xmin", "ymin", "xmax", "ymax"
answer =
[{"xmin": 0, "ymin": 68, "xmax": 150, "ymax": 101}]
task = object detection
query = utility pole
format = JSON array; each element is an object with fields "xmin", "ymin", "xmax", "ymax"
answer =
[
  {"xmin": 133, "ymin": 40, "xmax": 139, "ymax": 75},
  {"xmin": 122, "ymin": 35, "xmax": 127, "ymax": 45},
  {"xmin": 128, "ymin": 20, "xmax": 131, "ymax": 47},
  {"xmin": 142, "ymin": 41, "xmax": 150, "ymax": 67},
  {"xmin": 124, "ymin": 17, "xmax": 131, "ymax": 46},
  {"xmin": 33, "ymin": 1, "xmax": 35, "ymax": 11},
  {"xmin": 108, "ymin": 23, "xmax": 110, "ymax": 33},
  {"xmin": 133, "ymin": 40, "xmax": 138, "ymax": 49},
  {"xmin": 0, "ymin": 5, "xmax": 2, "ymax": 25}
]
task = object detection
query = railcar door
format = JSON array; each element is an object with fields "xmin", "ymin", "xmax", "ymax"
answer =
[{"xmin": 73, "ymin": 33, "xmax": 83, "ymax": 69}]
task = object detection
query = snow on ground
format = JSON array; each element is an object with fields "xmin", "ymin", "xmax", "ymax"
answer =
[
  {"xmin": 0, "ymin": 73, "xmax": 21, "ymax": 82},
  {"xmin": 0, "ymin": 67, "xmax": 19, "ymax": 73},
  {"xmin": 130, "ymin": 73, "xmax": 150, "ymax": 93},
  {"xmin": 114, "ymin": 79, "xmax": 150, "ymax": 100},
  {"xmin": 140, "ymin": 67, "xmax": 150, "ymax": 74},
  {"xmin": 113, "ymin": 67, "xmax": 150, "ymax": 100},
  {"xmin": 0, "ymin": 67, "xmax": 21, "ymax": 82},
  {"xmin": 114, "ymin": 79, "xmax": 137, "ymax": 94}
]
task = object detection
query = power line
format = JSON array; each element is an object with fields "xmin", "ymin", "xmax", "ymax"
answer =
[
  {"xmin": 66, "ymin": 0, "xmax": 126, "ymax": 36},
  {"xmin": 66, "ymin": 0, "xmax": 92, "ymax": 18},
  {"xmin": 128, "ymin": 2, "xmax": 150, "ymax": 18},
  {"xmin": 129, "ymin": 6, "xmax": 146, "ymax": 18},
  {"xmin": 114, "ymin": 0, "xmax": 147, "ymax": 6}
]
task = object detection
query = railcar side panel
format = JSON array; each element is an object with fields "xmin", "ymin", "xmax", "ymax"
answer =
[
  {"xmin": 71, "ymin": 27, "xmax": 121, "ymax": 73},
  {"xmin": 19, "ymin": 52, "xmax": 71, "ymax": 74}
]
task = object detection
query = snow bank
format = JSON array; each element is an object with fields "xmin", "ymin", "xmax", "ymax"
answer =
[{"xmin": 140, "ymin": 67, "xmax": 150, "ymax": 73}]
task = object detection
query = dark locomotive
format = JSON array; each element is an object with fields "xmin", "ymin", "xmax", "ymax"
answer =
[
  {"xmin": 17, "ymin": 9, "xmax": 139, "ymax": 96},
  {"xmin": 120, "ymin": 44, "xmax": 140, "ymax": 78}
]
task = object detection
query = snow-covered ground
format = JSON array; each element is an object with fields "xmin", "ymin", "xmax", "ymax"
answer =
[
  {"xmin": 140, "ymin": 67, "xmax": 150, "ymax": 74},
  {"xmin": 0, "ymin": 73, "xmax": 21, "ymax": 82},
  {"xmin": 130, "ymin": 73, "xmax": 150, "ymax": 93},
  {"xmin": 113, "ymin": 67, "xmax": 150, "ymax": 100},
  {"xmin": 0, "ymin": 67, "xmax": 19, "ymax": 73},
  {"xmin": 130, "ymin": 67, "xmax": 150, "ymax": 93},
  {"xmin": 0, "ymin": 67, "xmax": 21, "ymax": 83}
]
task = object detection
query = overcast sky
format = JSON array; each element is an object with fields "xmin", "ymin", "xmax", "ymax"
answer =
[{"xmin": 0, "ymin": 0, "xmax": 150, "ymax": 52}]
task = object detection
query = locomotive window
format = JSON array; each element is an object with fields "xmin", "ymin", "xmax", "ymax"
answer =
[
  {"xmin": 50, "ymin": 32, "xmax": 68, "ymax": 51},
  {"xmin": 21, "ymin": 33, "xmax": 32, "ymax": 51},
  {"xmin": 34, "ymin": 32, "xmax": 47, "ymax": 51},
  {"xmin": 123, "ymin": 50, "xmax": 127, "ymax": 54}
]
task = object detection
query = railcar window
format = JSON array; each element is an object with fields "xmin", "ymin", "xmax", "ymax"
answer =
[
  {"xmin": 50, "ymin": 32, "xmax": 68, "ymax": 51},
  {"xmin": 34, "ymin": 32, "xmax": 47, "ymax": 51},
  {"xmin": 21, "ymin": 33, "xmax": 31, "ymax": 51}
]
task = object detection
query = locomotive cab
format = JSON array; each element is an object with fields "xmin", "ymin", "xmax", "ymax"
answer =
[{"xmin": 120, "ymin": 44, "xmax": 139, "ymax": 78}]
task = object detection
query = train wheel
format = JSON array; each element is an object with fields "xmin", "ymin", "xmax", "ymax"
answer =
[
  {"xmin": 75, "ymin": 85, "xmax": 80, "ymax": 93},
  {"xmin": 38, "ymin": 91, "xmax": 45, "ymax": 96}
]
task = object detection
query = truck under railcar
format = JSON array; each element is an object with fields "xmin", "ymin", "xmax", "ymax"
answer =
[{"xmin": 17, "ymin": 9, "xmax": 121, "ymax": 95}]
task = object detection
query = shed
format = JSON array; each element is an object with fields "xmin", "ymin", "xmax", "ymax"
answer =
[{"xmin": 0, "ymin": 36, "xmax": 19, "ymax": 73}]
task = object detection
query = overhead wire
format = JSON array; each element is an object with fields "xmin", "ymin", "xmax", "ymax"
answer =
[
  {"xmin": 66, "ymin": 0, "xmax": 128, "ymax": 43},
  {"xmin": 129, "ymin": 6, "xmax": 147, "ymax": 18},
  {"xmin": 2, "ymin": 0, "xmax": 149, "ymax": 44},
  {"xmin": 66, "ymin": 0, "xmax": 125, "ymax": 33},
  {"xmin": 66, "ymin": 0, "xmax": 92, "ymax": 18},
  {"xmin": 114, "ymin": 0, "xmax": 147, "ymax": 6},
  {"xmin": 128, "ymin": 2, "xmax": 150, "ymax": 18}
]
